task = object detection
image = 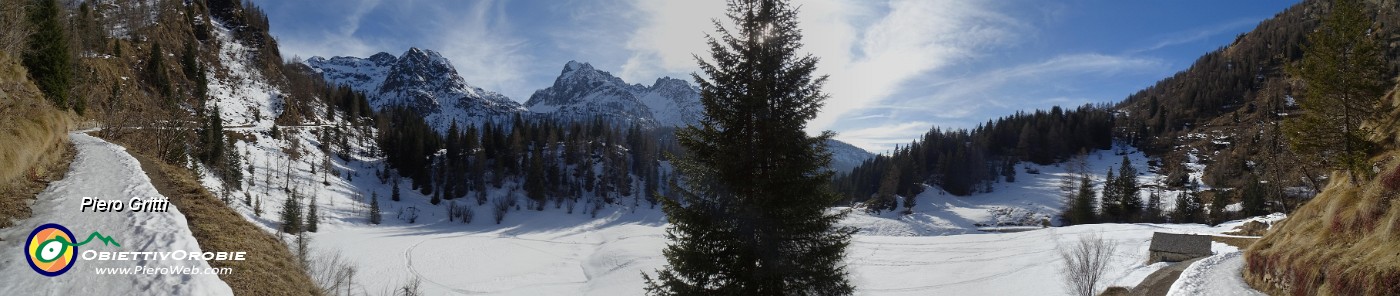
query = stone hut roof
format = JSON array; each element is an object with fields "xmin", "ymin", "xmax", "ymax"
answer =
[{"xmin": 1148, "ymin": 232, "xmax": 1212, "ymax": 255}]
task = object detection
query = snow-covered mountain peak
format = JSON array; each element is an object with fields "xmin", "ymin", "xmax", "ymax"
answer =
[
  {"xmin": 367, "ymin": 52, "xmax": 397, "ymax": 64},
  {"xmin": 650, "ymin": 76, "xmax": 690, "ymax": 89},
  {"xmin": 527, "ymin": 61, "xmax": 691, "ymax": 127},
  {"xmin": 304, "ymin": 48, "xmax": 525, "ymax": 132},
  {"xmin": 563, "ymin": 60, "xmax": 594, "ymax": 74}
]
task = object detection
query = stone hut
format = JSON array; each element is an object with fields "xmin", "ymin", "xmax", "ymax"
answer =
[{"xmin": 1147, "ymin": 232, "xmax": 1212, "ymax": 263}]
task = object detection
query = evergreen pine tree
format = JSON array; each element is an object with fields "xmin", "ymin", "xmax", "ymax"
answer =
[
  {"xmin": 392, "ymin": 179, "xmax": 401, "ymax": 202},
  {"xmin": 280, "ymin": 194, "xmax": 303, "ymax": 233},
  {"xmin": 1208, "ymin": 195, "xmax": 1230, "ymax": 226},
  {"xmin": 869, "ymin": 165, "xmax": 901, "ymax": 214},
  {"xmin": 224, "ymin": 137, "xmax": 243, "ymax": 188},
  {"xmin": 1116, "ymin": 156, "xmax": 1141, "ymax": 221},
  {"xmin": 1063, "ymin": 173, "xmax": 1097, "ymax": 225},
  {"xmin": 369, "ymin": 192, "xmax": 382, "ymax": 224},
  {"xmin": 1284, "ymin": 0, "xmax": 1390, "ymax": 182},
  {"xmin": 147, "ymin": 42, "xmax": 172, "ymax": 100},
  {"xmin": 1239, "ymin": 177, "xmax": 1268, "ymax": 217},
  {"xmin": 1145, "ymin": 189, "xmax": 1163, "ymax": 223},
  {"xmin": 22, "ymin": 0, "xmax": 73, "ymax": 110},
  {"xmin": 645, "ymin": 1, "xmax": 855, "ymax": 294},
  {"xmin": 1100, "ymin": 169, "xmax": 1120, "ymax": 222},
  {"xmin": 1174, "ymin": 190, "xmax": 1205, "ymax": 224},
  {"xmin": 526, "ymin": 147, "xmax": 547, "ymax": 210},
  {"xmin": 306, "ymin": 194, "xmax": 319, "ymax": 232},
  {"xmin": 1173, "ymin": 191, "xmax": 1191, "ymax": 223}
]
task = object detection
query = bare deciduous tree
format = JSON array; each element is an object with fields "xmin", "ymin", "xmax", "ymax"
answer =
[
  {"xmin": 0, "ymin": 0, "xmax": 31, "ymax": 57},
  {"xmin": 309, "ymin": 249, "xmax": 359, "ymax": 296},
  {"xmin": 1059, "ymin": 233, "xmax": 1117, "ymax": 296}
]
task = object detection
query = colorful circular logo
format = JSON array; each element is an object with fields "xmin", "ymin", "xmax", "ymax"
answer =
[{"xmin": 25, "ymin": 223, "xmax": 77, "ymax": 277}]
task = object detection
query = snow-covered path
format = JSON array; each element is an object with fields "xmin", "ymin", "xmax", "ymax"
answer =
[
  {"xmin": 1166, "ymin": 251, "xmax": 1266, "ymax": 296},
  {"xmin": 0, "ymin": 132, "xmax": 232, "ymax": 296}
]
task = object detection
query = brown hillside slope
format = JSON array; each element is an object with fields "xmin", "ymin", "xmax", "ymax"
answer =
[
  {"xmin": 1243, "ymin": 84, "xmax": 1400, "ymax": 295},
  {"xmin": 0, "ymin": 52, "xmax": 74, "ymax": 228},
  {"xmin": 126, "ymin": 151, "xmax": 319, "ymax": 296}
]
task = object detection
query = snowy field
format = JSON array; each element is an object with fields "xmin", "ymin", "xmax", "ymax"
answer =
[
  {"xmin": 210, "ymin": 106, "xmax": 1252, "ymax": 295},
  {"xmin": 0, "ymin": 132, "xmax": 233, "ymax": 295},
  {"xmin": 284, "ymin": 145, "xmax": 1270, "ymax": 295},
  {"xmin": 307, "ymin": 203, "xmax": 1275, "ymax": 295}
]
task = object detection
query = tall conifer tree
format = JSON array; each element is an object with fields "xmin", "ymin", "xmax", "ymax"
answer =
[
  {"xmin": 22, "ymin": 0, "xmax": 72, "ymax": 110},
  {"xmin": 1284, "ymin": 0, "xmax": 1389, "ymax": 182},
  {"xmin": 645, "ymin": 0, "xmax": 854, "ymax": 294}
]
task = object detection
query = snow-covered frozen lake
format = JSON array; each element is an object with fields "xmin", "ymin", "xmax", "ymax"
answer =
[{"xmin": 311, "ymin": 206, "xmax": 1272, "ymax": 295}]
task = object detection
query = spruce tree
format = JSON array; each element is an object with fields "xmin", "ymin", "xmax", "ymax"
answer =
[
  {"xmin": 22, "ymin": 0, "xmax": 72, "ymax": 110},
  {"xmin": 280, "ymin": 194, "xmax": 303, "ymax": 233},
  {"xmin": 1284, "ymin": 0, "xmax": 1389, "ymax": 182},
  {"xmin": 1116, "ymin": 156, "xmax": 1141, "ymax": 221},
  {"xmin": 1063, "ymin": 173, "xmax": 1097, "ymax": 225},
  {"xmin": 147, "ymin": 42, "xmax": 172, "ymax": 100},
  {"xmin": 1100, "ymin": 169, "xmax": 1120, "ymax": 222},
  {"xmin": 1239, "ymin": 177, "xmax": 1268, "ymax": 217},
  {"xmin": 1145, "ymin": 189, "xmax": 1163, "ymax": 223},
  {"xmin": 1208, "ymin": 195, "xmax": 1230, "ymax": 226},
  {"xmin": 306, "ymin": 195, "xmax": 319, "ymax": 232},
  {"xmin": 1174, "ymin": 189, "xmax": 1205, "ymax": 224},
  {"xmin": 526, "ymin": 147, "xmax": 547, "ymax": 210},
  {"xmin": 391, "ymin": 179, "xmax": 401, "ymax": 202},
  {"xmin": 645, "ymin": 1, "xmax": 855, "ymax": 294},
  {"xmin": 369, "ymin": 192, "xmax": 382, "ymax": 224}
]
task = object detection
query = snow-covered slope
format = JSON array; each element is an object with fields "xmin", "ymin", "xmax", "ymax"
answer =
[
  {"xmin": 525, "ymin": 61, "xmax": 702, "ymax": 128},
  {"xmin": 305, "ymin": 48, "xmax": 526, "ymax": 131},
  {"xmin": 827, "ymin": 139, "xmax": 875, "ymax": 173},
  {"xmin": 0, "ymin": 132, "xmax": 233, "ymax": 296},
  {"xmin": 208, "ymin": 17, "xmax": 284, "ymax": 128},
  {"xmin": 839, "ymin": 146, "xmax": 1179, "ymax": 235}
]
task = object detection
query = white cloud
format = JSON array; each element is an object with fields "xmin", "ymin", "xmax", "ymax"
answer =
[
  {"xmin": 835, "ymin": 53, "xmax": 1164, "ymax": 153},
  {"xmin": 427, "ymin": 0, "xmax": 535, "ymax": 100},
  {"xmin": 916, "ymin": 53, "xmax": 1164, "ymax": 106},
  {"xmin": 1130, "ymin": 18, "xmax": 1260, "ymax": 53},
  {"xmin": 618, "ymin": 0, "xmax": 725, "ymax": 82},
  {"xmin": 810, "ymin": 0, "xmax": 1026, "ymax": 133},
  {"xmin": 619, "ymin": 0, "xmax": 1027, "ymax": 135},
  {"xmin": 271, "ymin": 0, "xmax": 382, "ymax": 61},
  {"xmin": 834, "ymin": 121, "xmax": 933, "ymax": 153}
]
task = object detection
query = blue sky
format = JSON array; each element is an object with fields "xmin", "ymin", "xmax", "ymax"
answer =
[{"xmin": 260, "ymin": 0, "xmax": 1300, "ymax": 153}]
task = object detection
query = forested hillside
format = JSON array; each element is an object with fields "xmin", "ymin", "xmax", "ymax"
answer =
[
  {"xmin": 839, "ymin": 0, "xmax": 1400, "ymax": 226},
  {"xmin": 834, "ymin": 105, "xmax": 1114, "ymax": 202},
  {"xmin": 1115, "ymin": 0, "xmax": 1400, "ymax": 206},
  {"xmin": 376, "ymin": 110, "xmax": 680, "ymax": 217}
]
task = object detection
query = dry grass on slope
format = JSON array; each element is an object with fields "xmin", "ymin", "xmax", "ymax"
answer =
[
  {"xmin": 1244, "ymin": 77, "xmax": 1400, "ymax": 296},
  {"xmin": 1244, "ymin": 162, "xmax": 1400, "ymax": 295},
  {"xmin": 128, "ymin": 152, "xmax": 320, "ymax": 296},
  {"xmin": 0, "ymin": 52, "xmax": 75, "ymax": 228}
]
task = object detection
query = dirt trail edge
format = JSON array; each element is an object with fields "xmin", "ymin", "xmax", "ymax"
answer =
[{"xmin": 1130, "ymin": 258, "xmax": 1202, "ymax": 296}]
